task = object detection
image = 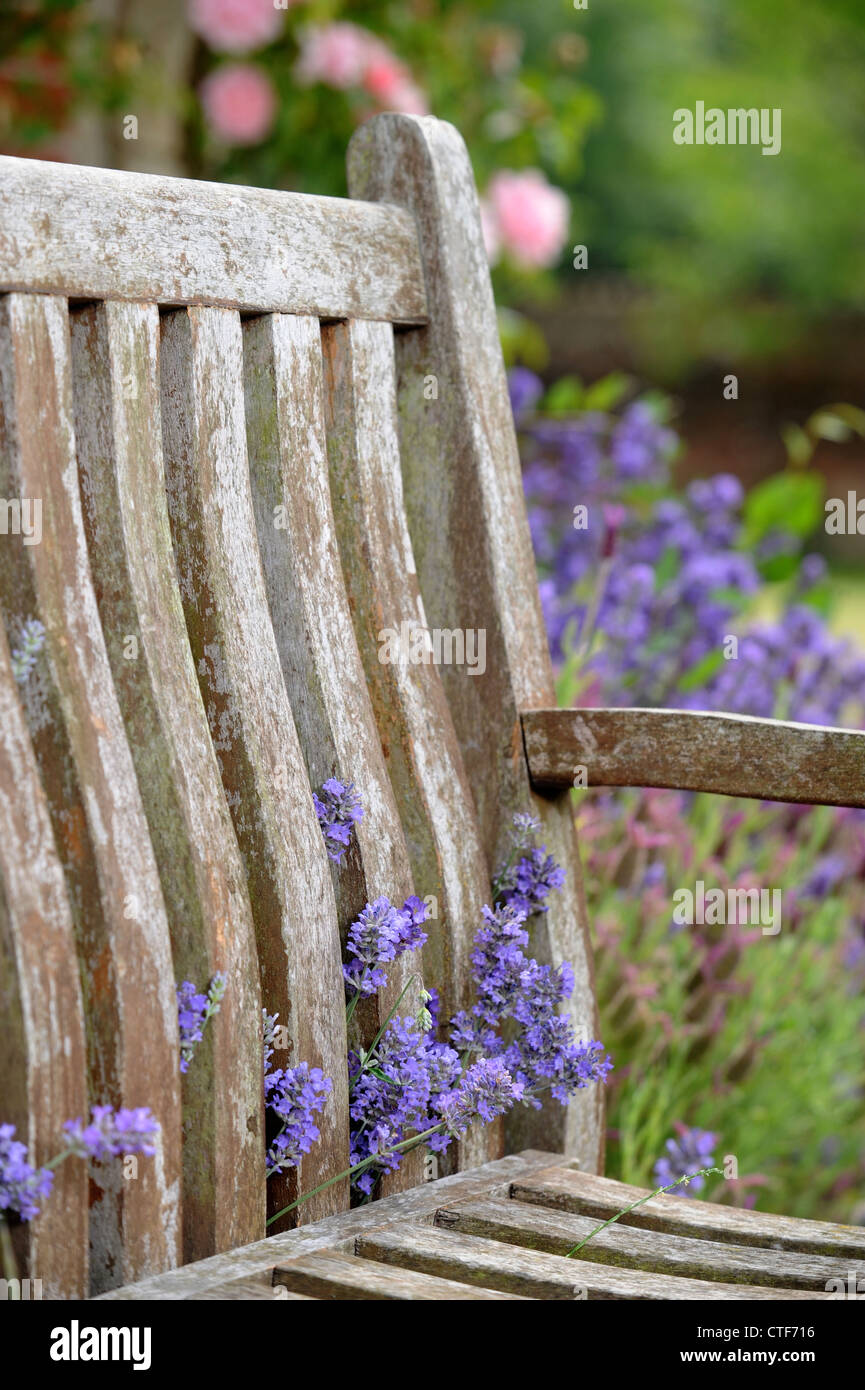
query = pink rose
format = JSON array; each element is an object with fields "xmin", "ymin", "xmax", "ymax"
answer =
[
  {"xmin": 485, "ymin": 169, "xmax": 570, "ymax": 269},
  {"xmin": 188, "ymin": 0, "xmax": 286, "ymax": 54},
  {"xmin": 295, "ymin": 23, "xmax": 380, "ymax": 89},
  {"xmin": 362, "ymin": 59, "xmax": 428, "ymax": 115},
  {"xmin": 296, "ymin": 23, "xmax": 428, "ymax": 112},
  {"xmin": 200, "ymin": 63, "xmax": 277, "ymax": 145}
]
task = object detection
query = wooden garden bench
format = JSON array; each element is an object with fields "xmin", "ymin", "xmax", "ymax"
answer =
[{"xmin": 1, "ymin": 113, "xmax": 863, "ymax": 1302}]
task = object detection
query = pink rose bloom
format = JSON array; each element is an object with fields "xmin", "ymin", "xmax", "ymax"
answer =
[
  {"xmin": 296, "ymin": 23, "xmax": 428, "ymax": 112},
  {"xmin": 363, "ymin": 59, "xmax": 428, "ymax": 115},
  {"xmin": 200, "ymin": 63, "xmax": 277, "ymax": 145},
  {"xmin": 485, "ymin": 169, "xmax": 570, "ymax": 269},
  {"xmin": 295, "ymin": 23, "xmax": 382, "ymax": 89},
  {"xmin": 188, "ymin": 0, "xmax": 286, "ymax": 54}
]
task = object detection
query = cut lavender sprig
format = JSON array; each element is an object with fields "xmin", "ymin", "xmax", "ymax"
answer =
[
  {"xmin": 10, "ymin": 618, "xmax": 45, "ymax": 685},
  {"xmin": 62, "ymin": 1106, "xmax": 160, "ymax": 1162},
  {"xmin": 177, "ymin": 972, "xmax": 226, "ymax": 1073},
  {"xmin": 653, "ymin": 1125, "xmax": 719, "ymax": 1196},
  {"xmin": 0, "ymin": 1125, "xmax": 54, "ymax": 1221},
  {"xmin": 313, "ymin": 778, "xmax": 364, "ymax": 864}
]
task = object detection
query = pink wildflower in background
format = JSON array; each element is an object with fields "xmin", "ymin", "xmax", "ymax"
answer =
[
  {"xmin": 200, "ymin": 63, "xmax": 277, "ymax": 145},
  {"xmin": 188, "ymin": 0, "xmax": 286, "ymax": 54},
  {"xmin": 482, "ymin": 169, "xmax": 570, "ymax": 269},
  {"xmin": 296, "ymin": 23, "xmax": 428, "ymax": 114}
]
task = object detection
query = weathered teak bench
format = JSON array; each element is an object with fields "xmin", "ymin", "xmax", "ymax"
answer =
[{"xmin": 1, "ymin": 113, "xmax": 863, "ymax": 1301}]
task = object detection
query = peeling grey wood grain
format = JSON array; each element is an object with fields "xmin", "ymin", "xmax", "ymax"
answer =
[
  {"xmin": 355, "ymin": 1227, "xmax": 824, "ymax": 1301},
  {"xmin": 0, "ymin": 293, "xmax": 181, "ymax": 1294},
  {"xmin": 321, "ymin": 315, "xmax": 497, "ymax": 1171},
  {"xmin": 242, "ymin": 311, "xmax": 423, "ymax": 1194},
  {"xmin": 273, "ymin": 1248, "xmax": 530, "ymax": 1299},
  {"xmin": 98, "ymin": 1150, "xmax": 557, "ymax": 1299},
  {"xmin": 347, "ymin": 114, "xmax": 602, "ymax": 1170},
  {"xmin": 69, "ymin": 300, "xmax": 265, "ymax": 1262},
  {"xmin": 0, "ymin": 156, "xmax": 427, "ymax": 325},
  {"xmin": 436, "ymin": 1197, "xmax": 865, "ymax": 1291},
  {"xmin": 522, "ymin": 707, "xmax": 865, "ymax": 806},
  {"xmin": 0, "ymin": 621, "xmax": 88, "ymax": 1299},
  {"xmin": 159, "ymin": 305, "xmax": 349, "ymax": 1226},
  {"xmin": 512, "ymin": 1166, "xmax": 865, "ymax": 1260}
]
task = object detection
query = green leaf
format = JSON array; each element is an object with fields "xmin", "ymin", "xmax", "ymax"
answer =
[
  {"xmin": 808, "ymin": 411, "xmax": 852, "ymax": 444},
  {"xmin": 543, "ymin": 375, "xmax": 585, "ymax": 414},
  {"xmin": 653, "ymin": 546, "xmax": 680, "ymax": 590},
  {"xmin": 781, "ymin": 424, "xmax": 813, "ymax": 468},
  {"xmin": 582, "ymin": 372, "xmax": 635, "ymax": 413},
  {"xmin": 678, "ymin": 648, "xmax": 725, "ymax": 693},
  {"xmin": 743, "ymin": 471, "xmax": 824, "ymax": 545}
]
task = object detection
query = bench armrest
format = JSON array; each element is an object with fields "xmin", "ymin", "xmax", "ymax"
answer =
[{"xmin": 521, "ymin": 707, "xmax": 865, "ymax": 808}]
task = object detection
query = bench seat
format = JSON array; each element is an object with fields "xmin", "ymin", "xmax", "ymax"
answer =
[{"xmin": 99, "ymin": 1151, "xmax": 865, "ymax": 1301}]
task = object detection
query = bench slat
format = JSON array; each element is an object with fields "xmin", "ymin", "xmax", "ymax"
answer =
[
  {"xmin": 69, "ymin": 300, "xmax": 265, "ymax": 1262},
  {"xmin": 511, "ymin": 1165, "xmax": 865, "ymax": 1259},
  {"xmin": 159, "ymin": 305, "xmax": 349, "ymax": 1226},
  {"xmin": 436, "ymin": 1197, "xmax": 864, "ymax": 1291},
  {"xmin": 522, "ymin": 706, "xmax": 865, "ymax": 806},
  {"xmin": 347, "ymin": 114, "xmax": 602, "ymax": 1171},
  {"xmin": 321, "ymin": 315, "xmax": 497, "ymax": 1170},
  {"xmin": 0, "ymin": 622, "xmax": 88, "ymax": 1298},
  {"xmin": 273, "ymin": 1248, "xmax": 530, "ymax": 1299},
  {"xmin": 0, "ymin": 155, "xmax": 427, "ymax": 326},
  {"xmin": 0, "ymin": 293, "xmax": 182, "ymax": 1293},
  {"xmin": 242, "ymin": 311, "xmax": 424, "ymax": 1193},
  {"xmin": 357, "ymin": 1227, "xmax": 826, "ymax": 1301}
]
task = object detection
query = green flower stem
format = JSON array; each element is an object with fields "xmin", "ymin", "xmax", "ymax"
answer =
[
  {"xmin": 349, "ymin": 972, "xmax": 423, "ymax": 1093},
  {"xmin": 266, "ymin": 1121, "xmax": 446, "ymax": 1228},
  {"xmin": 565, "ymin": 1165, "xmax": 725, "ymax": 1257}
]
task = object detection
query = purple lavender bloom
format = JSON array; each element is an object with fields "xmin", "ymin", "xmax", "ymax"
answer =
[
  {"xmin": 63, "ymin": 1106, "xmax": 160, "ymax": 1161},
  {"xmin": 313, "ymin": 778, "xmax": 364, "ymax": 864},
  {"xmin": 610, "ymin": 401, "xmax": 676, "ymax": 482},
  {"xmin": 510, "ymin": 811, "xmax": 543, "ymax": 849},
  {"xmin": 436, "ymin": 1057, "xmax": 523, "ymax": 1135},
  {"xmin": 799, "ymin": 853, "xmax": 849, "ymax": 900},
  {"xmin": 177, "ymin": 972, "xmax": 226, "ymax": 1073},
  {"xmin": 348, "ymin": 1015, "xmax": 460, "ymax": 1191},
  {"xmin": 10, "ymin": 618, "xmax": 46, "ymax": 685},
  {"xmin": 653, "ymin": 1126, "xmax": 719, "ymax": 1196},
  {"xmin": 498, "ymin": 847, "xmax": 566, "ymax": 916},
  {"xmin": 343, "ymin": 895, "xmax": 428, "ymax": 998},
  {"xmin": 508, "ymin": 366, "xmax": 544, "ymax": 422},
  {"xmin": 265, "ymin": 1064, "xmax": 332, "ymax": 1175},
  {"xmin": 0, "ymin": 1124, "xmax": 54, "ymax": 1222}
]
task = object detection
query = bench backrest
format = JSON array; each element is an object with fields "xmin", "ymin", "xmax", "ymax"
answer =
[{"xmin": 0, "ymin": 113, "xmax": 599, "ymax": 1298}]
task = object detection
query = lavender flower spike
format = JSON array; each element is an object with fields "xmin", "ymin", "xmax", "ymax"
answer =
[
  {"xmin": 653, "ymin": 1126, "xmax": 719, "ymax": 1197},
  {"xmin": 63, "ymin": 1106, "xmax": 160, "ymax": 1162},
  {"xmin": 437, "ymin": 1057, "xmax": 523, "ymax": 1136},
  {"xmin": 0, "ymin": 1124, "xmax": 54, "ymax": 1222},
  {"xmin": 10, "ymin": 618, "xmax": 46, "ymax": 685},
  {"xmin": 313, "ymin": 778, "xmax": 364, "ymax": 864},
  {"xmin": 177, "ymin": 971, "xmax": 226, "ymax": 1073}
]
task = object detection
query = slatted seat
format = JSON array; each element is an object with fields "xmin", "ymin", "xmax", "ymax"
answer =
[
  {"xmin": 96, "ymin": 1152, "xmax": 865, "ymax": 1301},
  {"xmin": 1, "ymin": 113, "xmax": 863, "ymax": 1302}
]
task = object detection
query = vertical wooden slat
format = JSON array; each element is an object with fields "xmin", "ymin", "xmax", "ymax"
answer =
[
  {"xmin": 347, "ymin": 114, "xmax": 603, "ymax": 1170},
  {"xmin": 159, "ymin": 305, "xmax": 349, "ymax": 1224},
  {"xmin": 69, "ymin": 300, "xmax": 265, "ymax": 1261},
  {"xmin": 243, "ymin": 311, "xmax": 423, "ymax": 1194},
  {"xmin": 0, "ymin": 620, "xmax": 88, "ymax": 1299},
  {"xmin": 0, "ymin": 293, "xmax": 182, "ymax": 1291},
  {"xmin": 321, "ymin": 316, "xmax": 498, "ymax": 1170}
]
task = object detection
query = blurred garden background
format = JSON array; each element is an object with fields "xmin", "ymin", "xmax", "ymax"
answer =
[{"xmin": 2, "ymin": 0, "xmax": 864, "ymax": 1223}]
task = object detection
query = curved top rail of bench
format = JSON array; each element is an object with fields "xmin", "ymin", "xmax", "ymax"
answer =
[
  {"xmin": 522, "ymin": 706, "xmax": 865, "ymax": 808},
  {"xmin": 0, "ymin": 155, "xmax": 428, "ymax": 324}
]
